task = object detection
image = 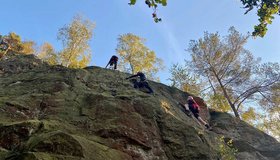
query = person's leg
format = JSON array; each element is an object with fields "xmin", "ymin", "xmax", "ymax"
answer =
[
  {"xmin": 192, "ymin": 109, "xmax": 211, "ymax": 129},
  {"xmin": 143, "ymin": 82, "xmax": 153, "ymax": 94},
  {"xmin": 197, "ymin": 116, "xmax": 211, "ymax": 129},
  {"xmin": 197, "ymin": 116, "xmax": 207, "ymax": 126},
  {"xmin": 138, "ymin": 82, "xmax": 142, "ymax": 88},
  {"xmin": 133, "ymin": 81, "xmax": 139, "ymax": 88},
  {"xmin": 108, "ymin": 62, "xmax": 113, "ymax": 69},
  {"xmin": 114, "ymin": 61, "xmax": 117, "ymax": 70}
]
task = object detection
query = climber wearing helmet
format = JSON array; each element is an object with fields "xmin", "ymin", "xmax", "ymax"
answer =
[
  {"xmin": 185, "ymin": 96, "xmax": 211, "ymax": 130},
  {"xmin": 105, "ymin": 55, "xmax": 118, "ymax": 70},
  {"xmin": 125, "ymin": 72, "xmax": 154, "ymax": 94}
]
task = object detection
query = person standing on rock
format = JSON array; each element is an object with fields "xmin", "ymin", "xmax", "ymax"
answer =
[
  {"xmin": 125, "ymin": 72, "xmax": 154, "ymax": 94},
  {"xmin": 185, "ymin": 96, "xmax": 211, "ymax": 130},
  {"xmin": 105, "ymin": 55, "xmax": 118, "ymax": 70}
]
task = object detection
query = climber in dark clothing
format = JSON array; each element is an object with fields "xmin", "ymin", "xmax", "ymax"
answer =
[
  {"xmin": 105, "ymin": 55, "xmax": 118, "ymax": 70},
  {"xmin": 185, "ymin": 96, "xmax": 211, "ymax": 130},
  {"xmin": 126, "ymin": 72, "xmax": 154, "ymax": 94}
]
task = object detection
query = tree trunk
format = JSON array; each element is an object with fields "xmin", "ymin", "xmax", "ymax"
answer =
[
  {"xmin": 212, "ymin": 69, "xmax": 240, "ymax": 119},
  {"xmin": 218, "ymin": 79, "xmax": 240, "ymax": 119},
  {"xmin": 207, "ymin": 75, "xmax": 216, "ymax": 94}
]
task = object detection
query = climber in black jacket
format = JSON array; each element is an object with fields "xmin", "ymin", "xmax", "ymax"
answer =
[
  {"xmin": 105, "ymin": 55, "xmax": 118, "ymax": 70},
  {"xmin": 126, "ymin": 72, "xmax": 154, "ymax": 94}
]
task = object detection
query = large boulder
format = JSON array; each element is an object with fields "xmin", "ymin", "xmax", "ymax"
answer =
[
  {"xmin": 210, "ymin": 110, "xmax": 280, "ymax": 160},
  {"xmin": 0, "ymin": 53, "xmax": 279, "ymax": 160}
]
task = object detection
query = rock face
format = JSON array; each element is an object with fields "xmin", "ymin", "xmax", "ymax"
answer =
[{"xmin": 0, "ymin": 53, "xmax": 279, "ymax": 160}]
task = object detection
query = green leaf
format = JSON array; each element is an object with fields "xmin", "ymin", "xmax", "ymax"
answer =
[
  {"xmin": 129, "ymin": 0, "xmax": 136, "ymax": 5},
  {"xmin": 161, "ymin": 0, "xmax": 167, "ymax": 6}
]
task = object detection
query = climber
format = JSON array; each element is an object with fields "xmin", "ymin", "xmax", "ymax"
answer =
[
  {"xmin": 184, "ymin": 96, "xmax": 211, "ymax": 130},
  {"xmin": 105, "ymin": 55, "xmax": 118, "ymax": 70},
  {"xmin": 125, "ymin": 72, "xmax": 154, "ymax": 94}
]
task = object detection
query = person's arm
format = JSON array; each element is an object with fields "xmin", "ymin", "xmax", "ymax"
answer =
[
  {"xmin": 184, "ymin": 103, "xmax": 189, "ymax": 110},
  {"xmin": 105, "ymin": 58, "xmax": 113, "ymax": 68},
  {"xmin": 126, "ymin": 74, "xmax": 138, "ymax": 79},
  {"xmin": 178, "ymin": 102, "xmax": 189, "ymax": 110},
  {"xmin": 105, "ymin": 61, "xmax": 110, "ymax": 68}
]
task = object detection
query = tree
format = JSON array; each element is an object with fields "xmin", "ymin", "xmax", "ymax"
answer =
[
  {"xmin": 4, "ymin": 32, "xmax": 23, "ymax": 52},
  {"xmin": 187, "ymin": 27, "xmax": 280, "ymax": 118},
  {"xmin": 169, "ymin": 63, "xmax": 232, "ymax": 112},
  {"xmin": 241, "ymin": 0, "xmax": 280, "ymax": 37},
  {"xmin": 128, "ymin": 0, "xmax": 279, "ymax": 37},
  {"xmin": 57, "ymin": 15, "xmax": 95, "ymax": 68},
  {"xmin": 257, "ymin": 105, "xmax": 280, "ymax": 141},
  {"xmin": 258, "ymin": 78, "xmax": 280, "ymax": 110},
  {"xmin": 169, "ymin": 63, "xmax": 203, "ymax": 96},
  {"xmin": 241, "ymin": 107, "xmax": 258, "ymax": 125},
  {"xmin": 37, "ymin": 42, "xmax": 59, "ymax": 65},
  {"xmin": 129, "ymin": 0, "xmax": 167, "ymax": 22},
  {"xmin": 208, "ymin": 93, "xmax": 231, "ymax": 112},
  {"xmin": 21, "ymin": 41, "xmax": 36, "ymax": 54},
  {"xmin": 129, "ymin": 0, "xmax": 167, "ymax": 6},
  {"xmin": 116, "ymin": 33, "xmax": 164, "ymax": 80},
  {"xmin": 256, "ymin": 81, "xmax": 280, "ymax": 140},
  {"xmin": 4, "ymin": 32, "xmax": 35, "ymax": 54}
]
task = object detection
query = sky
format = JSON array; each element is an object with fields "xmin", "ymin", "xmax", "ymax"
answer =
[{"xmin": 1, "ymin": 0, "xmax": 280, "ymax": 84}]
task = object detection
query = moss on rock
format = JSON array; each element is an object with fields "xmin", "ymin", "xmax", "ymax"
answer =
[{"xmin": 0, "ymin": 53, "xmax": 279, "ymax": 160}]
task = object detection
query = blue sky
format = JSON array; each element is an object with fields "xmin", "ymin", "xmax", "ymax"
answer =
[{"xmin": 1, "ymin": 0, "xmax": 280, "ymax": 84}]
